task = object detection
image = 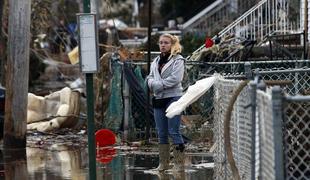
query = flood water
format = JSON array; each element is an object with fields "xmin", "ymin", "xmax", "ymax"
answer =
[{"xmin": 0, "ymin": 145, "xmax": 213, "ymax": 180}]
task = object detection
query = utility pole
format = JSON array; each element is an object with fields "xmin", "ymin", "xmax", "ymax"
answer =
[
  {"xmin": 4, "ymin": 0, "xmax": 31, "ymax": 148},
  {"xmin": 145, "ymin": 0, "xmax": 152, "ymax": 142},
  {"xmin": 90, "ymin": 0, "xmax": 98, "ymax": 14},
  {"xmin": 0, "ymin": 0, "xmax": 4, "ymax": 85},
  {"xmin": 0, "ymin": 0, "xmax": 7, "ymax": 85}
]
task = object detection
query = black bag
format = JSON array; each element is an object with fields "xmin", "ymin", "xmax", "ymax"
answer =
[{"xmin": 152, "ymin": 97, "xmax": 173, "ymax": 108}]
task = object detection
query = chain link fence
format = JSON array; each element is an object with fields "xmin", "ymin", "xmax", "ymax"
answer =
[
  {"xmin": 257, "ymin": 68, "xmax": 310, "ymax": 95},
  {"xmin": 118, "ymin": 60, "xmax": 218, "ymax": 142},
  {"xmin": 213, "ymin": 78, "xmax": 245, "ymax": 179},
  {"xmin": 107, "ymin": 58, "xmax": 310, "ymax": 153},
  {"xmin": 101, "ymin": 57, "xmax": 310, "ymax": 180},
  {"xmin": 213, "ymin": 75, "xmax": 310, "ymax": 180},
  {"xmin": 284, "ymin": 97, "xmax": 310, "ymax": 179},
  {"xmin": 185, "ymin": 60, "xmax": 310, "ymax": 81},
  {"xmin": 112, "ymin": 59, "xmax": 310, "ymax": 138}
]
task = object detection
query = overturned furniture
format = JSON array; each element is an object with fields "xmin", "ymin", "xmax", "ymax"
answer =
[{"xmin": 27, "ymin": 87, "xmax": 80, "ymax": 132}]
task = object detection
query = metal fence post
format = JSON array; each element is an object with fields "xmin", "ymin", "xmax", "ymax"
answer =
[
  {"xmin": 123, "ymin": 65, "xmax": 130, "ymax": 141},
  {"xmin": 271, "ymin": 86, "xmax": 285, "ymax": 180},
  {"xmin": 244, "ymin": 62, "xmax": 253, "ymax": 80},
  {"xmin": 256, "ymin": 75, "xmax": 265, "ymax": 180},
  {"xmin": 249, "ymin": 81, "xmax": 257, "ymax": 180},
  {"xmin": 303, "ymin": 30, "xmax": 306, "ymax": 59}
]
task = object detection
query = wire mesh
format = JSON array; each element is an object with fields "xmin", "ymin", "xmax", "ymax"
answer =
[
  {"xmin": 232, "ymin": 83, "xmax": 252, "ymax": 180},
  {"xmin": 213, "ymin": 78, "xmax": 238, "ymax": 179},
  {"xmin": 259, "ymin": 69, "xmax": 310, "ymax": 95},
  {"xmin": 213, "ymin": 76, "xmax": 310, "ymax": 180},
  {"xmin": 213, "ymin": 78, "xmax": 253, "ymax": 180},
  {"xmin": 187, "ymin": 60, "xmax": 310, "ymax": 79},
  {"xmin": 111, "ymin": 58, "xmax": 310, "ymax": 155},
  {"xmin": 284, "ymin": 100, "xmax": 310, "ymax": 180}
]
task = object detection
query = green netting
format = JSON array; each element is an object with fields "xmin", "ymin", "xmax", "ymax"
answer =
[
  {"xmin": 105, "ymin": 61, "xmax": 123, "ymax": 131},
  {"xmin": 130, "ymin": 65, "xmax": 155, "ymax": 129},
  {"xmin": 134, "ymin": 66, "xmax": 147, "ymax": 92}
]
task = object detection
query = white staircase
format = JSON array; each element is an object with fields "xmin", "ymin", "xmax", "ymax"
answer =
[
  {"xmin": 187, "ymin": 0, "xmax": 302, "ymax": 60},
  {"xmin": 180, "ymin": 0, "xmax": 260, "ymax": 35}
]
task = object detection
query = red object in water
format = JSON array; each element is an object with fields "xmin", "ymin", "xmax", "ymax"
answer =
[
  {"xmin": 95, "ymin": 129, "xmax": 116, "ymax": 164},
  {"xmin": 96, "ymin": 147, "xmax": 116, "ymax": 164},
  {"xmin": 95, "ymin": 129, "xmax": 116, "ymax": 147},
  {"xmin": 205, "ymin": 37, "xmax": 214, "ymax": 48}
]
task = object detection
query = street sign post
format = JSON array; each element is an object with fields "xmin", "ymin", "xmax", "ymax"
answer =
[
  {"xmin": 77, "ymin": 13, "xmax": 98, "ymax": 180},
  {"xmin": 77, "ymin": 13, "xmax": 99, "ymax": 73}
]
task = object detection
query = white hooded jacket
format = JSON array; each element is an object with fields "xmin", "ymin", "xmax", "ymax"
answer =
[{"xmin": 146, "ymin": 54, "xmax": 185, "ymax": 99}]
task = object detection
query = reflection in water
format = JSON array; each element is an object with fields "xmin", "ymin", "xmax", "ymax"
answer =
[
  {"xmin": 0, "ymin": 148, "xmax": 28, "ymax": 180},
  {"xmin": 96, "ymin": 146, "xmax": 116, "ymax": 164},
  {"xmin": 27, "ymin": 145, "xmax": 88, "ymax": 180},
  {"xmin": 0, "ymin": 145, "xmax": 213, "ymax": 180}
]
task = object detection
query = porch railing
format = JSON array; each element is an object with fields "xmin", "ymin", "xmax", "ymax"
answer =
[{"xmin": 188, "ymin": 0, "xmax": 301, "ymax": 60}]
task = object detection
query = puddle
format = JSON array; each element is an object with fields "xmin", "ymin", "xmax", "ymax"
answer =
[
  {"xmin": 97, "ymin": 152, "xmax": 213, "ymax": 180},
  {"xmin": 0, "ymin": 146, "xmax": 213, "ymax": 180}
]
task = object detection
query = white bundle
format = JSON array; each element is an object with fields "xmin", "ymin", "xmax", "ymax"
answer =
[{"xmin": 165, "ymin": 75, "xmax": 218, "ymax": 118}]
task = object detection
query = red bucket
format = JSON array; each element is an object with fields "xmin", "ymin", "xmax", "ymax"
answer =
[
  {"xmin": 95, "ymin": 129, "xmax": 116, "ymax": 147},
  {"xmin": 95, "ymin": 129, "xmax": 116, "ymax": 164}
]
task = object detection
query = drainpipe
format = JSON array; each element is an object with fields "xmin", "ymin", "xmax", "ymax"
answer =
[{"xmin": 305, "ymin": 0, "xmax": 308, "ymax": 42}]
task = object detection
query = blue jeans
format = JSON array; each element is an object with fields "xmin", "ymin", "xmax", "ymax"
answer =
[{"xmin": 154, "ymin": 96, "xmax": 184, "ymax": 144}]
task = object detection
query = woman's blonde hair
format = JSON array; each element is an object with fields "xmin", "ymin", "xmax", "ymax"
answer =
[{"xmin": 160, "ymin": 33, "xmax": 182, "ymax": 57}]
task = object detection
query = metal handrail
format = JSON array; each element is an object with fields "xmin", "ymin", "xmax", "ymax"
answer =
[{"xmin": 181, "ymin": 0, "xmax": 225, "ymax": 30}]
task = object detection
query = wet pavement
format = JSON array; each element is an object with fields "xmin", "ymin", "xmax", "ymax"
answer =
[
  {"xmin": 0, "ymin": 145, "xmax": 213, "ymax": 180},
  {"xmin": 0, "ymin": 129, "xmax": 213, "ymax": 180}
]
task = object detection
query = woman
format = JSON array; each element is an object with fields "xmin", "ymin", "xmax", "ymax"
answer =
[{"xmin": 146, "ymin": 33, "xmax": 185, "ymax": 171}]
